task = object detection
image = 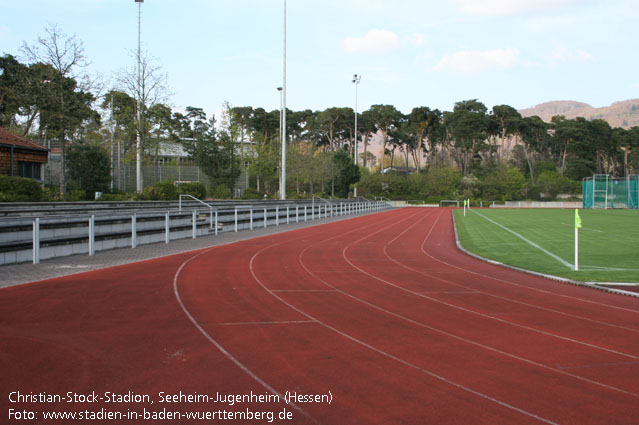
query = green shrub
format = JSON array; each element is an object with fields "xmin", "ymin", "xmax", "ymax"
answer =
[
  {"xmin": 481, "ymin": 165, "xmax": 527, "ymax": 201},
  {"xmin": 65, "ymin": 142, "xmax": 111, "ymax": 195},
  {"xmin": 65, "ymin": 189, "xmax": 87, "ymax": 202},
  {"xmin": 534, "ymin": 171, "xmax": 581, "ymax": 199},
  {"xmin": 241, "ymin": 188, "xmax": 265, "ymax": 199},
  {"xmin": 177, "ymin": 181, "xmax": 207, "ymax": 199},
  {"xmin": 419, "ymin": 166, "xmax": 463, "ymax": 200},
  {"xmin": 42, "ymin": 186, "xmax": 62, "ymax": 202},
  {"xmin": 0, "ymin": 176, "xmax": 43, "ymax": 202},
  {"xmin": 286, "ymin": 191, "xmax": 310, "ymax": 200},
  {"xmin": 211, "ymin": 184, "xmax": 231, "ymax": 199},
  {"xmin": 136, "ymin": 180, "xmax": 178, "ymax": 201}
]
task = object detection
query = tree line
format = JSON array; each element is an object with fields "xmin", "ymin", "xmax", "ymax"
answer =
[{"xmin": 2, "ymin": 26, "xmax": 638, "ymax": 200}]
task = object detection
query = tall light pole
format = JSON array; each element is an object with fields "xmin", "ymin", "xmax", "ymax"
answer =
[
  {"xmin": 277, "ymin": 87, "xmax": 283, "ymax": 195},
  {"xmin": 135, "ymin": 0, "xmax": 143, "ymax": 193},
  {"xmin": 109, "ymin": 94, "xmax": 115, "ymax": 192},
  {"xmin": 352, "ymin": 74, "xmax": 361, "ymax": 197},
  {"xmin": 280, "ymin": 0, "xmax": 287, "ymax": 200}
]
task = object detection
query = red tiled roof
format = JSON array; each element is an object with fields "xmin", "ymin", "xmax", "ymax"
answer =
[{"xmin": 0, "ymin": 127, "xmax": 48, "ymax": 152}]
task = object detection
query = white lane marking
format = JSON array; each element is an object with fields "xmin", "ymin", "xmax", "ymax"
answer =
[
  {"xmin": 171, "ymin": 211, "xmax": 396, "ymax": 425},
  {"xmin": 272, "ymin": 289, "xmax": 339, "ymax": 292},
  {"xmin": 173, "ymin": 245, "xmax": 322, "ymax": 425},
  {"xmin": 216, "ymin": 321, "xmax": 316, "ymax": 326},
  {"xmin": 332, "ymin": 212, "xmax": 638, "ymax": 398},
  {"xmin": 252, "ymin": 212, "xmax": 561, "ymax": 424},
  {"xmin": 471, "ymin": 210, "xmax": 573, "ymax": 269},
  {"xmin": 425, "ymin": 213, "xmax": 639, "ymax": 314},
  {"xmin": 382, "ymin": 212, "xmax": 639, "ymax": 334}
]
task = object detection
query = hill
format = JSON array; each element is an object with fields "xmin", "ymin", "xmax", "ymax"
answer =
[{"xmin": 519, "ymin": 99, "xmax": 639, "ymax": 129}]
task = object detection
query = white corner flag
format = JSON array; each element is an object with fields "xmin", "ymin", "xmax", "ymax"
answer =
[{"xmin": 574, "ymin": 209, "xmax": 582, "ymax": 271}]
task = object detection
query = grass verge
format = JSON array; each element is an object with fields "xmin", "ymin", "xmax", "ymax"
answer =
[{"xmin": 453, "ymin": 208, "xmax": 639, "ymax": 283}]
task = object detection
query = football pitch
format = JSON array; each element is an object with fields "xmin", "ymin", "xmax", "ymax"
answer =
[{"xmin": 453, "ymin": 208, "xmax": 639, "ymax": 283}]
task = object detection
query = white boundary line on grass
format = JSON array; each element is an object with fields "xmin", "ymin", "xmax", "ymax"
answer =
[
  {"xmin": 453, "ymin": 212, "xmax": 639, "ymax": 298},
  {"xmin": 470, "ymin": 210, "xmax": 574, "ymax": 269}
]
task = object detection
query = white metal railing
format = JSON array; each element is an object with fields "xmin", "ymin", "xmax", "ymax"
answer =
[
  {"xmin": 3, "ymin": 200, "xmax": 392, "ymax": 266},
  {"xmin": 179, "ymin": 194, "xmax": 214, "ymax": 229}
]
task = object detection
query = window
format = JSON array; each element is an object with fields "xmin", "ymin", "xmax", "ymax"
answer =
[{"xmin": 17, "ymin": 162, "xmax": 42, "ymax": 180}]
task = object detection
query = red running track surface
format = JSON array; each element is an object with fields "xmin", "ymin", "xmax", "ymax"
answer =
[{"xmin": 1, "ymin": 208, "xmax": 637, "ymax": 424}]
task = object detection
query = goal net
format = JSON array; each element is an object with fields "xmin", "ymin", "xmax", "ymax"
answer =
[
  {"xmin": 582, "ymin": 175, "xmax": 639, "ymax": 209},
  {"xmin": 439, "ymin": 200, "xmax": 460, "ymax": 207}
]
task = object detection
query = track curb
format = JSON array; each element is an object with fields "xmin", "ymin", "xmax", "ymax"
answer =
[{"xmin": 451, "ymin": 211, "xmax": 639, "ymax": 298}]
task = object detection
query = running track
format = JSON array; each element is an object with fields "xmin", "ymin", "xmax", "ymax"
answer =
[{"xmin": 1, "ymin": 208, "xmax": 637, "ymax": 424}]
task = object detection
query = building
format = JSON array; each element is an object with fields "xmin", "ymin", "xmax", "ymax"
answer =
[
  {"xmin": 0, "ymin": 127, "xmax": 48, "ymax": 182},
  {"xmin": 382, "ymin": 166, "xmax": 417, "ymax": 175}
]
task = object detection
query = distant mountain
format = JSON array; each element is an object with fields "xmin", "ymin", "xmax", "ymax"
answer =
[{"xmin": 519, "ymin": 99, "xmax": 639, "ymax": 129}]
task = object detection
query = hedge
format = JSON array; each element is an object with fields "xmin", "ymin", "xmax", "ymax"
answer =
[{"xmin": 0, "ymin": 176, "xmax": 43, "ymax": 202}]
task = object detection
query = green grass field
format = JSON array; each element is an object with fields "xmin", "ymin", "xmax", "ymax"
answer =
[{"xmin": 453, "ymin": 208, "xmax": 639, "ymax": 283}]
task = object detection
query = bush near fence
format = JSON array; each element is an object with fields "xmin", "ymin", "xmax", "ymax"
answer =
[{"xmin": 0, "ymin": 176, "xmax": 43, "ymax": 202}]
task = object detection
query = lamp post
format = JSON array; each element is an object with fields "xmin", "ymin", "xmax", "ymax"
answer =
[
  {"xmin": 277, "ymin": 87, "xmax": 283, "ymax": 196},
  {"xmin": 135, "ymin": 0, "xmax": 143, "ymax": 193},
  {"xmin": 280, "ymin": 0, "xmax": 287, "ymax": 200},
  {"xmin": 352, "ymin": 74, "xmax": 361, "ymax": 197}
]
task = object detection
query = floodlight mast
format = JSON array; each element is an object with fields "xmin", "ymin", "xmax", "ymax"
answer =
[
  {"xmin": 135, "ymin": 0, "xmax": 144, "ymax": 192},
  {"xmin": 352, "ymin": 74, "xmax": 361, "ymax": 197},
  {"xmin": 277, "ymin": 87, "xmax": 283, "ymax": 195},
  {"xmin": 280, "ymin": 0, "xmax": 287, "ymax": 200}
]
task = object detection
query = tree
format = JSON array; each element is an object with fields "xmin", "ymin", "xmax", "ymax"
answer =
[
  {"xmin": 519, "ymin": 116, "xmax": 551, "ymax": 183},
  {"xmin": 491, "ymin": 104, "xmax": 522, "ymax": 163},
  {"xmin": 388, "ymin": 120, "xmax": 413, "ymax": 169},
  {"xmin": 445, "ymin": 100, "xmax": 489, "ymax": 175},
  {"xmin": 231, "ymin": 106, "xmax": 255, "ymax": 155},
  {"xmin": 66, "ymin": 142, "xmax": 111, "ymax": 196},
  {"xmin": 0, "ymin": 55, "xmax": 31, "ymax": 128},
  {"xmin": 356, "ymin": 109, "xmax": 377, "ymax": 168},
  {"xmin": 20, "ymin": 26, "xmax": 98, "ymax": 198},
  {"xmin": 115, "ymin": 51, "xmax": 170, "ymax": 189},
  {"xmin": 368, "ymin": 104, "xmax": 403, "ymax": 173},
  {"xmin": 407, "ymin": 106, "xmax": 440, "ymax": 170},
  {"xmin": 551, "ymin": 116, "xmax": 594, "ymax": 178},
  {"xmin": 332, "ymin": 150, "xmax": 361, "ymax": 197},
  {"xmin": 614, "ymin": 126, "xmax": 639, "ymax": 176},
  {"xmin": 20, "ymin": 24, "xmax": 89, "ymax": 84},
  {"xmin": 481, "ymin": 164, "xmax": 526, "ymax": 201},
  {"xmin": 317, "ymin": 107, "xmax": 345, "ymax": 151},
  {"xmin": 185, "ymin": 106, "xmax": 207, "ymax": 139},
  {"xmin": 287, "ymin": 141, "xmax": 315, "ymax": 194},
  {"xmin": 184, "ymin": 116, "xmax": 241, "ymax": 193}
]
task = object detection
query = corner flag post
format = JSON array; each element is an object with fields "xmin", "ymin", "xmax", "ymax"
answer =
[
  {"xmin": 574, "ymin": 209, "xmax": 582, "ymax": 271},
  {"xmin": 463, "ymin": 199, "xmax": 467, "ymax": 216}
]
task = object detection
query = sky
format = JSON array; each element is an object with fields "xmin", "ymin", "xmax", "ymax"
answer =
[{"xmin": 1, "ymin": 0, "xmax": 639, "ymax": 118}]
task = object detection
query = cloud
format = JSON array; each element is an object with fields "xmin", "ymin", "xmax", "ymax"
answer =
[
  {"xmin": 411, "ymin": 33, "xmax": 426, "ymax": 47},
  {"xmin": 455, "ymin": 0, "xmax": 584, "ymax": 17},
  {"xmin": 548, "ymin": 47, "xmax": 593, "ymax": 63},
  {"xmin": 341, "ymin": 29, "xmax": 400, "ymax": 54},
  {"xmin": 435, "ymin": 48, "xmax": 519, "ymax": 74}
]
